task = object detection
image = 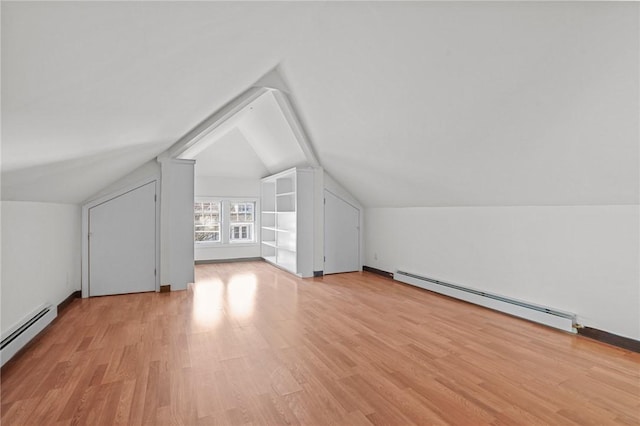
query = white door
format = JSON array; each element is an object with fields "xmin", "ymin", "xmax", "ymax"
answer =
[
  {"xmin": 89, "ymin": 182, "xmax": 157, "ymax": 296},
  {"xmin": 324, "ymin": 190, "xmax": 360, "ymax": 274}
]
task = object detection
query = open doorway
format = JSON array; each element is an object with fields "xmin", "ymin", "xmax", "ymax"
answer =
[{"xmin": 178, "ymin": 88, "xmax": 316, "ymax": 268}]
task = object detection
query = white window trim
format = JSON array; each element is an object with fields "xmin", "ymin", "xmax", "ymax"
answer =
[
  {"xmin": 194, "ymin": 197, "xmax": 260, "ymax": 247},
  {"xmin": 194, "ymin": 200, "xmax": 222, "ymax": 243}
]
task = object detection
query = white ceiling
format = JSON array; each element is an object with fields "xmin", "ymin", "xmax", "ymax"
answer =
[
  {"xmin": 186, "ymin": 90, "xmax": 310, "ymax": 179},
  {"xmin": 2, "ymin": 2, "xmax": 638, "ymax": 206},
  {"xmin": 192, "ymin": 128, "xmax": 268, "ymax": 179}
]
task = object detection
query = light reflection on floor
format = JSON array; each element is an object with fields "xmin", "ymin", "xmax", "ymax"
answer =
[
  {"xmin": 191, "ymin": 273, "xmax": 257, "ymax": 327},
  {"xmin": 192, "ymin": 278, "xmax": 224, "ymax": 327},
  {"xmin": 227, "ymin": 273, "xmax": 257, "ymax": 318}
]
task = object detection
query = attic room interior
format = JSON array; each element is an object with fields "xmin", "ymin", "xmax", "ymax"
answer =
[{"xmin": 1, "ymin": 1, "xmax": 638, "ymax": 425}]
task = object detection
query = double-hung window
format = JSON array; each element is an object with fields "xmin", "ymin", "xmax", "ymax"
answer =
[
  {"xmin": 194, "ymin": 199, "xmax": 257, "ymax": 245},
  {"xmin": 229, "ymin": 202, "xmax": 254, "ymax": 242}
]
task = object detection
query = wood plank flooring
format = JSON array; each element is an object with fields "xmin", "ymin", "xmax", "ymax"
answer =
[{"xmin": 1, "ymin": 261, "xmax": 639, "ymax": 425}]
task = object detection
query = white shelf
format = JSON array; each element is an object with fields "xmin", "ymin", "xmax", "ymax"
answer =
[
  {"xmin": 277, "ymin": 246, "xmax": 296, "ymax": 253},
  {"xmin": 260, "ymin": 167, "xmax": 314, "ymax": 278},
  {"xmin": 263, "ymin": 226, "xmax": 291, "ymax": 232}
]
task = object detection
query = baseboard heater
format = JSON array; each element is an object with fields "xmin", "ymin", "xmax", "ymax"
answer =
[
  {"xmin": 1, "ymin": 304, "xmax": 57, "ymax": 366},
  {"xmin": 394, "ymin": 271, "xmax": 576, "ymax": 333}
]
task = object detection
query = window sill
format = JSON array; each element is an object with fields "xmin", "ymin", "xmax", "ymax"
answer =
[{"xmin": 195, "ymin": 242, "xmax": 259, "ymax": 248}]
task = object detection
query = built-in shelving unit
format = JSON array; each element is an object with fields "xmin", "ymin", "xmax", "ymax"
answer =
[{"xmin": 260, "ymin": 167, "xmax": 314, "ymax": 277}]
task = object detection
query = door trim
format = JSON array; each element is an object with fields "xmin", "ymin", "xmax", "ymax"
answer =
[{"xmin": 81, "ymin": 176, "xmax": 160, "ymax": 298}]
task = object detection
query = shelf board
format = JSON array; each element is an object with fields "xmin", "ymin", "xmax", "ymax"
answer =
[
  {"xmin": 262, "ymin": 226, "xmax": 291, "ymax": 233},
  {"xmin": 262, "ymin": 211, "xmax": 276, "ymax": 214},
  {"xmin": 276, "ymin": 191, "xmax": 295, "ymax": 197},
  {"xmin": 277, "ymin": 246, "xmax": 296, "ymax": 253}
]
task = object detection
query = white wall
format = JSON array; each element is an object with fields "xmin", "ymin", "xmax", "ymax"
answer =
[
  {"xmin": 195, "ymin": 176, "xmax": 260, "ymax": 198},
  {"xmin": 365, "ymin": 205, "xmax": 640, "ymax": 340},
  {"xmin": 84, "ymin": 160, "xmax": 160, "ymax": 204},
  {"xmin": 1, "ymin": 201, "xmax": 81, "ymax": 336},
  {"xmin": 194, "ymin": 176, "xmax": 261, "ymax": 261}
]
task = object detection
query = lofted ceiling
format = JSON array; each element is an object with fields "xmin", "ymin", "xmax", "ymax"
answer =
[
  {"xmin": 2, "ymin": 2, "xmax": 638, "ymax": 206},
  {"xmin": 192, "ymin": 128, "xmax": 269, "ymax": 180},
  {"xmin": 184, "ymin": 90, "xmax": 310, "ymax": 180}
]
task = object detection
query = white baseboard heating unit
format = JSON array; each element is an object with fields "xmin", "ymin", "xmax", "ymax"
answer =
[
  {"xmin": 1, "ymin": 304, "xmax": 57, "ymax": 366},
  {"xmin": 394, "ymin": 271, "xmax": 576, "ymax": 333}
]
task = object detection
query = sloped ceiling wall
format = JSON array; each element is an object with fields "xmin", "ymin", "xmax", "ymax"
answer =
[
  {"xmin": 2, "ymin": 2, "xmax": 637, "ymax": 206},
  {"xmin": 193, "ymin": 129, "xmax": 269, "ymax": 179}
]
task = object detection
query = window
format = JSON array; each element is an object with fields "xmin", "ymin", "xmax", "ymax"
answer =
[
  {"xmin": 229, "ymin": 202, "xmax": 254, "ymax": 242},
  {"xmin": 194, "ymin": 201, "xmax": 221, "ymax": 242},
  {"xmin": 194, "ymin": 199, "xmax": 257, "ymax": 245}
]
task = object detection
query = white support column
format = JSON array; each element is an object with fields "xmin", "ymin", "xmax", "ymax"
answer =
[{"xmin": 159, "ymin": 157, "xmax": 195, "ymax": 291}]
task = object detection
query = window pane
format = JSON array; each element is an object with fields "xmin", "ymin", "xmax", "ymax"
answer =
[
  {"xmin": 194, "ymin": 201, "xmax": 221, "ymax": 242},
  {"xmin": 229, "ymin": 202, "xmax": 255, "ymax": 241},
  {"xmin": 230, "ymin": 202, "xmax": 254, "ymax": 224}
]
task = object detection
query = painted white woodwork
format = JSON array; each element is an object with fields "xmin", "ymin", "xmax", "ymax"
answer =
[
  {"xmin": 261, "ymin": 167, "xmax": 314, "ymax": 277},
  {"xmin": 324, "ymin": 190, "xmax": 360, "ymax": 274},
  {"xmin": 82, "ymin": 164, "xmax": 161, "ymax": 298},
  {"xmin": 323, "ymin": 172, "xmax": 365, "ymax": 270},
  {"xmin": 89, "ymin": 182, "xmax": 156, "ymax": 296},
  {"xmin": 159, "ymin": 159, "xmax": 195, "ymax": 291}
]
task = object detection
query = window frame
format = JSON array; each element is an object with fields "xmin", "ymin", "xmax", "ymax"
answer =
[
  {"xmin": 194, "ymin": 197, "xmax": 259, "ymax": 247},
  {"xmin": 194, "ymin": 200, "xmax": 222, "ymax": 243},
  {"xmin": 228, "ymin": 201, "xmax": 256, "ymax": 244}
]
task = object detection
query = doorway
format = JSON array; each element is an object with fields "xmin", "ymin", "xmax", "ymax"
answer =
[
  {"xmin": 324, "ymin": 190, "xmax": 360, "ymax": 274},
  {"xmin": 88, "ymin": 181, "xmax": 157, "ymax": 296}
]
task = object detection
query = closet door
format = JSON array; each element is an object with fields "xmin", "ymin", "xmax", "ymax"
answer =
[
  {"xmin": 324, "ymin": 190, "xmax": 359, "ymax": 274},
  {"xmin": 89, "ymin": 182, "xmax": 156, "ymax": 296}
]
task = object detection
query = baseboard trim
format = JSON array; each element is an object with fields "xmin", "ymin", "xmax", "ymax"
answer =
[
  {"xmin": 195, "ymin": 257, "xmax": 263, "ymax": 265},
  {"xmin": 57, "ymin": 290, "xmax": 81, "ymax": 314},
  {"xmin": 363, "ymin": 265, "xmax": 394, "ymax": 279},
  {"xmin": 578, "ymin": 327, "xmax": 640, "ymax": 353}
]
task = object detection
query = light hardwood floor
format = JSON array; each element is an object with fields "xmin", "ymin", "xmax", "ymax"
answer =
[{"xmin": 1, "ymin": 261, "xmax": 639, "ymax": 425}]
